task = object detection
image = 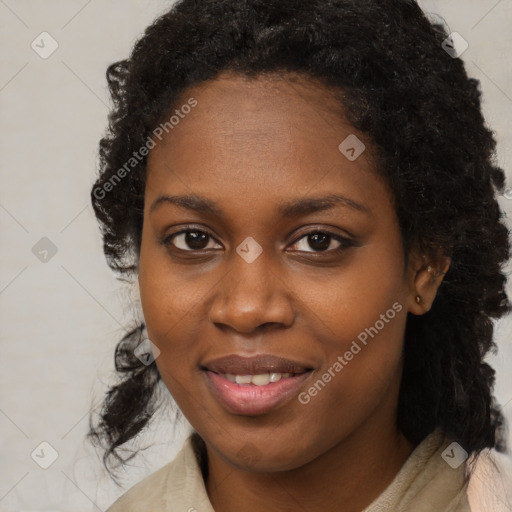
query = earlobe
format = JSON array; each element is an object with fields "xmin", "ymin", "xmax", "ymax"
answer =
[{"xmin": 409, "ymin": 257, "xmax": 450, "ymax": 315}]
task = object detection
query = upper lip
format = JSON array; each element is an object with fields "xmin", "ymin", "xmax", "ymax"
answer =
[{"xmin": 202, "ymin": 354, "xmax": 313, "ymax": 375}]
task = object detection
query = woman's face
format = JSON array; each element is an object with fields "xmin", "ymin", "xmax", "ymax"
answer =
[{"xmin": 138, "ymin": 71, "xmax": 426, "ymax": 471}]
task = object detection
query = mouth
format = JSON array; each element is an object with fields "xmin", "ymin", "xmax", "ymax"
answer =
[
  {"xmin": 211, "ymin": 371, "xmax": 301, "ymax": 385},
  {"xmin": 201, "ymin": 354, "xmax": 314, "ymax": 415}
]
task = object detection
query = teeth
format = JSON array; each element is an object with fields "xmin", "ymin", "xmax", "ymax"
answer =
[
  {"xmin": 224, "ymin": 372, "xmax": 293, "ymax": 386},
  {"xmin": 235, "ymin": 375, "xmax": 253, "ymax": 384},
  {"xmin": 271, "ymin": 372, "xmax": 290, "ymax": 382},
  {"xmin": 251, "ymin": 373, "xmax": 270, "ymax": 386}
]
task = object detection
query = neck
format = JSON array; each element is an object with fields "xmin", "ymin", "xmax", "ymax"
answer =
[{"xmin": 205, "ymin": 423, "xmax": 416, "ymax": 512}]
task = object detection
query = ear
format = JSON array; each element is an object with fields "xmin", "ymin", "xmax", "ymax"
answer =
[{"xmin": 407, "ymin": 253, "xmax": 451, "ymax": 315}]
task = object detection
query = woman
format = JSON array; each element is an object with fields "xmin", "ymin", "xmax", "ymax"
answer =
[{"xmin": 89, "ymin": 0, "xmax": 512, "ymax": 510}]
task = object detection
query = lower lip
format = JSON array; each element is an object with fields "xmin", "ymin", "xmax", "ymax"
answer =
[{"xmin": 204, "ymin": 370, "xmax": 312, "ymax": 416}]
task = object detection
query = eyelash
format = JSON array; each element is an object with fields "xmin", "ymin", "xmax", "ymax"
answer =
[{"xmin": 161, "ymin": 225, "xmax": 355, "ymax": 257}]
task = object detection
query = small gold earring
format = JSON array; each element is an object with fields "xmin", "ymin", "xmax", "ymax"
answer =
[
  {"xmin": 427, "ymin": 265, "xmax": 433, "ymax": 274},
  {"xmin": 415, "ymin": 295, "xmax": 422, "ymax": 304}
]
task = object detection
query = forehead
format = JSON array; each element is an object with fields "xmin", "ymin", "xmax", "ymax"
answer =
[
  {"xmin": 183, "ymin": 70, "xmax": 346, "ymax": 121},
  {"xmin": 145, "ymin": 71, "xmax": 391, "ymax": 219}
]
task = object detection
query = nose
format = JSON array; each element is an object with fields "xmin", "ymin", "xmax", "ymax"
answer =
[{"xmin": 208, "ymin": 248, "xmax": 295, "ymax": 334}]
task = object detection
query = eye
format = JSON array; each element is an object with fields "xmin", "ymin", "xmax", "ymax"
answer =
[
  {"xmin": 289, "ymin": 230, "xmax": 353, "ymax": 254},
  {"xmin": 163, "ymin": 228, "xmax": 221, "ymax": 252},
  {"xmin": 162, "ymin": 227, "xmax": 354, "ymax": 255}
]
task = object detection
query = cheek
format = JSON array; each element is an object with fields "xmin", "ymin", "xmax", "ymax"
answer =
[
  {"xmin": 309, "ymin": 237, "xmax": 407, "ymax": 351},
  {"xmin": 299, "ymin": 237, "xmax": 408, "ymax": 409},
  {"xmin": 138, "ymin": 244, "xmax": 226, "ymax": 407},
  {"xmin": 138, "ymin": 264, "xmax": 204, "ymax": 415},
  {"xmin": 138, "ymin": 223, "xmax": 202, "ymax": 332},
  {"xmin": 294, "ymin": 295, "xmax": 407, "ymax": 458},
  {"xmin": 138, "ymin": 237, "xmax": 195, "ymax": 364},
  {"xmin": 139, "ymin": 272, "xmax": 201, "ymax": 365},
  {"xmin": 304, "ymin": 291, "xmax": 406, "ymax": 406}
]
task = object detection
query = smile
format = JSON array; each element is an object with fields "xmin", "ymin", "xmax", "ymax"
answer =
[
  {"xmin": 203, "ymin": 369, "xmax": 312, "ymax": 416},
  {"xmin": 220, "ymin": 372, "xmax": 294, "ymax": 385}
]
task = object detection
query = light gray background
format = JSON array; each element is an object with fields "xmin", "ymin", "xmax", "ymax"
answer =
[{"xmin": 0, "ymin": 1, "xmax": 511, "ymax": 510}]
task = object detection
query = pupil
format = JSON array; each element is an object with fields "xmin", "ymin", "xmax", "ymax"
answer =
[
  {"xmin": 186, "ymin": 231, "xmax": 208, "ymax": 249},
  {"xmin": 309, "ymin": 233, "xmax": 330, "ymax": 251}
]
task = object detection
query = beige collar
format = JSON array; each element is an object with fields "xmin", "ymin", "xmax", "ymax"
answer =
[
  {"xmin": 107, "ymin": 428, "xmax": 471, "ymax": 511},
  {"xmin": 362, "ymin": 429, "xmax": 470, "ymax": 511}
]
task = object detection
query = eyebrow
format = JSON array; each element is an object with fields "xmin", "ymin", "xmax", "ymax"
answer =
[{"xmin": 149, "ymin": 193, "xmax": 370, "ymax": 217}]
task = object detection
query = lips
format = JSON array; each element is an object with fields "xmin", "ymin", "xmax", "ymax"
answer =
[
  {"xmin": 201, "ymin": 354, "xmax": 314, "ymax": 415},
  {"xmin": 202, "ymin": 354, "xmax": 312, "ymax": 375}
]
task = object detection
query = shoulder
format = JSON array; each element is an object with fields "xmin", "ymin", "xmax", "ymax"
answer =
[
  {"xmin": 467, "ymin": 448, "xmax": 512, "ymax": 512},
  {"xmin": 105, "ymin": 434, "xmax": 207, "ymax": 512},
  {"xmin": 106, "ymin": 462, "xmax": 174, "ymax": 511}
]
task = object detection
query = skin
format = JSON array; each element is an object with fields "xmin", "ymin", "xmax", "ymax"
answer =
[{"xmin": 138, "ymin": 71, "xmax": 450, "ymax": 512}]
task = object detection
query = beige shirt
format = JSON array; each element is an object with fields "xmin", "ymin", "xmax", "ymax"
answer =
[{"xmin": 105, "ymin": 429, "xmax": 510, "ymax": 511}]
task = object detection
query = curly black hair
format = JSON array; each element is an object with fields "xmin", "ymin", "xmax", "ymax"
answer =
[{"xmin": 88, "ymin": 0, "xmax": 511, "ymax": 479}]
